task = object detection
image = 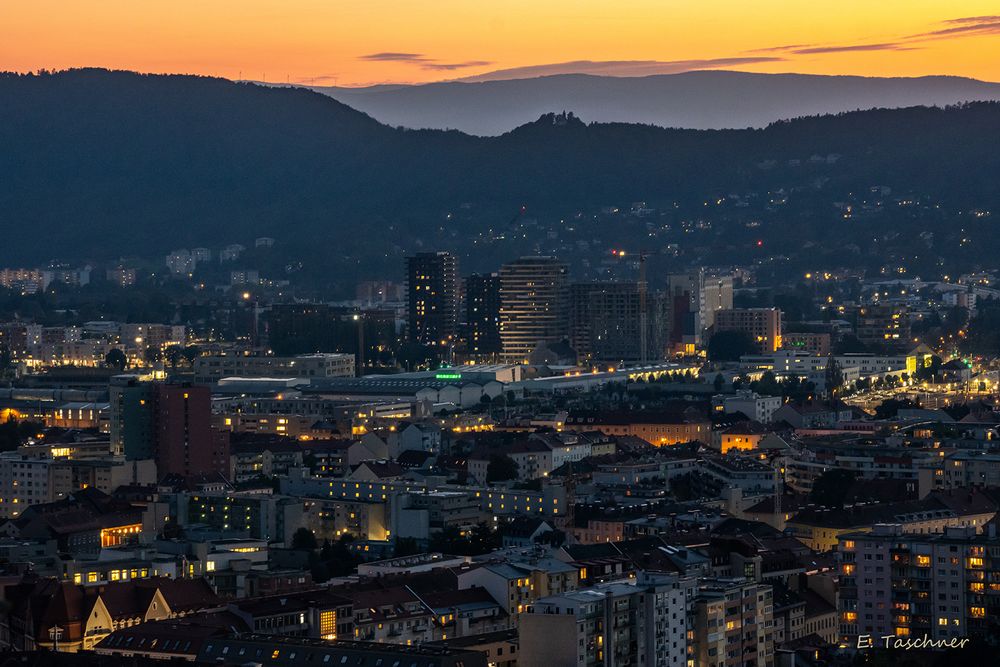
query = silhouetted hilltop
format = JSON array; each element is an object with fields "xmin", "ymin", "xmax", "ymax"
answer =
[{"xmin": 1, "ymin": 69, "xmax": 999, "ymax": 278}]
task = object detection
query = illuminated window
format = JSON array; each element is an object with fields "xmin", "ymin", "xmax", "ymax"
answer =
[
  {"xmin": 971, "ymin": 607, "xmax": 986, "ymax": 618},
  {"xmin": 843, "ymin": 612, "xmax": 857, "ymax": 623},
  {"xmin": 916, "ymin": 555, "xmax": 931, "ymax": 567},
  {"xmin": 319, "ymin": 610, "xmax": 337, "ymax": 639}
]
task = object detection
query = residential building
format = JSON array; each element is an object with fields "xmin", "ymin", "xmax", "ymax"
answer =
[
  {"xmin": 703, "ymin": 273, "xmax": 735, "ymax": 331},
  {"xmin": 788, "ymin": 488, "xmax": 998, "ymax": 551},
  {"xmin": 563, "ymin": 410, "xmax": 711, "ymax": 446},
  {"xmin": 838, "ymin": 523, "xmax": 1000, "ymax": 643},
  {"xmin": 153, "ymin": 383, "xmax": 231, "ymax": 479},
  {"xmin": 465, "ymin": 273, "xmax": 502, "ymax": 359},
  {"xmin": 714, "ymin": 308, "xmax": 783, "ymax": 353},
  {"xmin": 667, "ymin": 269, "xmax": 706, "ymax": 354},
  {"xmin": 854, "ymin": 304, "xmax": 910, "ymax": 349},
  {"xmin": 519, "ymin": 572, "xmax": 689, "ymax": 667},
  {"xmin": 690, "ymin": 578, "xmax": 774, "ymax": 667},
  {"xmin": 716, "ymin": 391, "xmax": 783, "ymax": 423},
  {"xmin": 578, "ymin": 282, "xmax": 668, "ymax": 365},
  {"xmin": 499, "ymin": 256, "xmax": 570, "ymax": 363},
  {"xmin": 781, "ymin": 332, "xmax": 831, "ymax": 356},
  {"xmin": 407, "ymin": 251, "xmax": 459, "ymax": 347}
]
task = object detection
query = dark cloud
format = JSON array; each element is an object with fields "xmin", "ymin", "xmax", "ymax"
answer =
[
  {"xmin": 458, "ymin": 57, "xmax": 784, "ymax": 82},
  {"xmin": 294, "ymin": 74, "xmax": 341, "ymax": 85},
  {"xmin": 792, "ymin": 42, "xmax": 916, "ymax": 54},
  {"xmin": 422, "ymin": 60, "xmax": 494, "ymax": 71},
  {"xmin": 359, "ymin": 52, "xmax": 431, "ymax": 63},
  {"xmin": 943, "ymin": 15, "xmax": 1000, "ymax": 24},
  {"xmin": 908, "ymin": 19, "xmax": 1000, "ymax": 39},
  {"xmin": 358, "ymin": 53, "xmax": 491, "ymax": 71},
  {"xmin": 746, "ymin": 43, "xmax": 814, "ymax": 53}
]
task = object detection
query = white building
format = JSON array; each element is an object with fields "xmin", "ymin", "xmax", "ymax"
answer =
[
  {"xmin": 741, "ymin": 351, "xmax": 914, "ymax": 377},
  {"xmin": 193, "ymin": 353, "xmax": 355, "ymax": 384},
  {"xmin": 718, "ymin": 390, "xmax": 783, "ymax": 423}
]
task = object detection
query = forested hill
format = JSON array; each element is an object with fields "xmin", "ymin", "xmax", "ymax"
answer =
[{"xmin": 1, "ymin": 68, "xmax": 999, "ymax": 270}]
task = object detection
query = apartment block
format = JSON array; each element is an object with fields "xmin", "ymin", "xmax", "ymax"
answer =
[{"xmin": 838, "ymin": 524, "xmax": 1000, "ymax": 643}]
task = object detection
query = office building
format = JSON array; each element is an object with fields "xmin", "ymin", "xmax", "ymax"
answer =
[
  {"xmin": 406, "ymin": 251, "xmax": 459, "ymax": 346},
  {"xmin": 499, "ymin": 256, "xmax": 570, "ymax": 362}
]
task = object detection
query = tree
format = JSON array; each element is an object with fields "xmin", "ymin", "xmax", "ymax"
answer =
[
  {"xmin": 834, "ymin": 334, "xmax": 869, "ymax": 355},
  {"xmin": 143, "ymin": 346, "xmax": 160, "ymax": 366},
  {"xmin": 291, "ymin": 527, "xmax": 318, "ymax": 550},
  {"xmin": 914, "ymin": 355, "xmax": 942, "ymax": 382},
  {"xmin": 824, "ymin": 356, "xmax": 844, "ymax": 397},
  {"xmin": 164, "ymin": 344, "xmax": 183, "ymax": 371},
  {"xmin": 713, "ymin": 373, "xmax": 725, "ymax": 393},
  {"xmin": 393, "ymin": 537, "xmax": 420, "ymax": 558},
  {"xmin": 875, "ymin": 397, "xmax": 918, "ymax": 420},
  {"xmin": 0, "ymin": 344, "xmax": 13, "ymax": 377},
  {"xmin": 486, "ymin": 453, "xmax": 518, "ymax": 483},
  {"xmin": 428, "ymin": 523, "xmax": 501, "ymax": 556},
  {"xmin": 752, "ymin": 371, "xmax": 781, "ymax": 397},
  {"xmin": 810, "ymin": 469, "xmax": 857, "ymax": 509},
  {"xmin": 707, "ymin": 330, "xmax": 757, "ymax": 362},
  {"xmin": 181, "ymin": 344, "xmax": 201, "ymax": 366},
  {"xmin": 105, "ymin": 348, "xmax": 127, "ymax": 371}
]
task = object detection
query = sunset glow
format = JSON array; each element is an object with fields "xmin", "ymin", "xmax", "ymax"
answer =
[{"xmin": 2, "ymin": 1, "xmax": 999, "ymax": 86}]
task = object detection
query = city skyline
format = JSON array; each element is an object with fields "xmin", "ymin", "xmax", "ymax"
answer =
[{"xmin": 1, "ymin": 1, "xmax": 999, "ymax": 86}]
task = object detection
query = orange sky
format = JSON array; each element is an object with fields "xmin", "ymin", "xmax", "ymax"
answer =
[{"xmin": 2, "ymin": 1, "xmax": 998, "ymax": 86}]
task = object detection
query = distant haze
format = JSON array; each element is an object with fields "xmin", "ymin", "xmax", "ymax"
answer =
[{"xmin": 303, "ymin": 70, "xmax": 1000, "ymax": 135}]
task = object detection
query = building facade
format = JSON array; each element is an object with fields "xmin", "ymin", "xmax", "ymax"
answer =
[{"xmin": 499, "ymin": 257, "xmax": 570, "ymax": 363}]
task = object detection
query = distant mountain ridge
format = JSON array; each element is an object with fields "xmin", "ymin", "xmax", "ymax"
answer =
[{"xmin": 305, "ymin": 70, "xmax": 1000, "ymax": 135}]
